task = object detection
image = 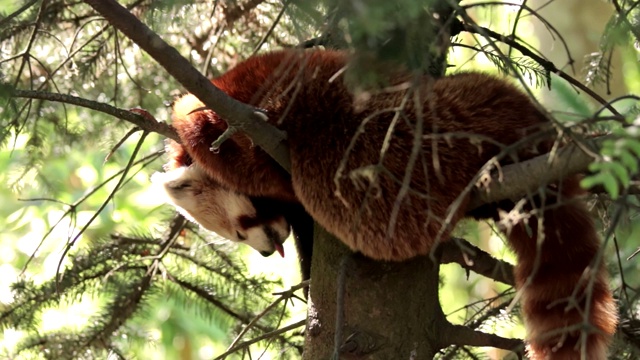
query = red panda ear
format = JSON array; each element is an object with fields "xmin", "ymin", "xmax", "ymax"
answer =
[
  {"xmin": 164, "ymin": 140, "xmax": 192, "ymax": 170},
  {"xmin": 165, "ymin": 177, "xmax": 192, "ymax": 190}
]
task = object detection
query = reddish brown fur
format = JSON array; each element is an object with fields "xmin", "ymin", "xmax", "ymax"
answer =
[
  {"xmin": 164, "ymin": 138, "xmax": 193, "ymax": 170},
  {"xmin": 171, "ymin": 49, "xmax": 617, "ymax": 359}
]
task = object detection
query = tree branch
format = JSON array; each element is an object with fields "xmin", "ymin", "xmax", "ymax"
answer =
[
  {"xmin": 14, "ymin": 89, "xmax": 179, "ymax": 141},
  {"xmin": 82, "ymin": 0, "xmax": 291, "ymax": 171},
  {"xmin": 468, "ymin": 136, "xmax": 606, "ymax": 209},
  {"xmin": 439, "ymin": 238, "xmax": 515, "ymax": 286},
  {"xmin": 459, "ymin": 20, "xmax": 620, "ymax": 117},
  {"xmin": 443, "ymin": 324, "xmax": 523, "ymax": 354},
  {"xmin": 213, "ymin": 320, "xmax": 306, "ymax": 360}
]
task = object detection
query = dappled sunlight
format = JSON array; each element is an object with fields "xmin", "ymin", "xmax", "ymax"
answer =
[{"xmin": 2, "ymin": 0, "xmax": 639, "ymax": 359}]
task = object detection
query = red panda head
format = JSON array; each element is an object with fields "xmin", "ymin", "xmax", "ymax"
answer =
[{"xmin": 151, "ymin": 164, "xmax": 289, "ymax": 257}]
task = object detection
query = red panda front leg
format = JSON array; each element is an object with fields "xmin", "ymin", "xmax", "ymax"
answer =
[{"xmin": 171, "ymin": 94, "xmax": 297, "ymax": 203}]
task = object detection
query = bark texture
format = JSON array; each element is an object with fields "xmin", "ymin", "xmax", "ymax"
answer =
[{"xmin": 304, "ymin": 225, "xmax": 445, "ymax": 359}]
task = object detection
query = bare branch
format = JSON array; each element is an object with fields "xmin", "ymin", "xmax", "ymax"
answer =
[
  {"xmin": 213, "ymin": 320, "xmax": 306, "ymax": 360},
  {"xmin": 13, "ymin": 89, "xmax": 178, "ymax": 141},
  {"xmin": 55, "ymin": 130, "xmax": 151, "ymax": 289}
]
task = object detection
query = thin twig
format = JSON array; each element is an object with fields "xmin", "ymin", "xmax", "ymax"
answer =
[
  {"xmin": 459, "ymin": 22, "xmax": 620, "ymax": 117},
  {"xmin": 212, "ymin": 320, "xmax": 306, "ymax": 360},
  {"xmin": 226, "ymin": 282, "xmax": 305, "ymax": 350},
  {"xmin": 0, "ymin": 0, "xmax": 38, "ymax": 28},
  {"xmin": 13, "ymin": 90, "xmax": 178, "ymax": 140},
  {"xmin": 55, "ymin": 131, "xmax": 150, "ymax": 291}
]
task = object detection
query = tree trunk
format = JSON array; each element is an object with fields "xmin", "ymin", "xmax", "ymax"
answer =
[
  {"xmin": 303, "ymin": 2, "xmax": 458, "ymax": 358},
  {"xmin": 303, "ymin": 225, "xmax": 447, "ymax": 359}
]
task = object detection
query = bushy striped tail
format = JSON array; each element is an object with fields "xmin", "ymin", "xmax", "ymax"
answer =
[{"xmin": 506, "ymin": 177, "xmax": 617, "ymax": 359}]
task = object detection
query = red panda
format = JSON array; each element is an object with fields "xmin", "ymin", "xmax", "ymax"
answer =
[
  {"xmin": 161, "ymin": 49, "xmax": 617, "ymax": 359},
  {"xmin": 152, "ymin": 140, "xmax": 314, "ymax": 280}
]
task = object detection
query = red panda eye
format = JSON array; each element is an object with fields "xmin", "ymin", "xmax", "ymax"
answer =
[
  {"xmin": 236, "ymin": 231, "xmax": 247, "ymax": 241},
  {"xmin": 171, "ymin": 182, "xmax": 191, "ymax": 189}
]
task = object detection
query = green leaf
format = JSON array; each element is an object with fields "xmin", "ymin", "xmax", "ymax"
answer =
[
  {"xmin": 624, "ymin": 139, "xmax": 640, "ymax": 157},
  {"xmin": 619, "ymin": 149, "xmax": 639, "ymax": 174},
  {"xmin": 588, "ymin": 161, "xmax": 607, "ymax": 172},
  {"xmin": 609, "ymin": 162, "xmax": 631, "ymax": 187},
  {"xmin": 602, "ymin": 171, "xmax": 621, "ymax": 199},
  {"xmin": 581, "ymin": 172, "xmax": 607, "ymax": 189}
]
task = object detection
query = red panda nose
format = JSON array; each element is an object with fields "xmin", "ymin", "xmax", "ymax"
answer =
[{"xmin": 259, "ymin": 245, "xmax": 284, "ymax": 257}]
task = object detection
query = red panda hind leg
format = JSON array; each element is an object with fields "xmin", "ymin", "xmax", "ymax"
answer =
[{"xmin": 506, "ymin": 177, "xmax": 617, "ymax": 359}]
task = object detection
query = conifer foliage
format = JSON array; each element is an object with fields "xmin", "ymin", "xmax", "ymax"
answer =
[{"xmin": 2, "ymin": 0, "xmax": 640, "ymax": 359}]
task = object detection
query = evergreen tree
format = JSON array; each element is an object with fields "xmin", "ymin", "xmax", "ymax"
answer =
[{"xmin": 1, "ymin": 0, "xmax": 640, "ymax": 359}]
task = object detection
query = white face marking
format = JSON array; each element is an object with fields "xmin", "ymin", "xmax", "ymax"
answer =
[{"xmin": 151, "ymin": 165, "xmax": 291, "ymax": 256}]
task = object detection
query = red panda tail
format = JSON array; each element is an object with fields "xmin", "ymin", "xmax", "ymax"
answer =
[{"xmin": 506, "ymin": 176, "xmax": 617, "ymax": 359}]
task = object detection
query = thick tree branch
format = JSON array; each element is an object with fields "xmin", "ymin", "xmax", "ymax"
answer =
[
  {"xmin": 440, "ymin": 238, "xmax": 515, "ymax": 286},
  {"xmin": 82, "ymin": 0, "xmax": 291, "ymax": 171},
  {"xmin": 468, "ymin": 136, "xmax": 606, "ymax": 209},
  {"xmin": 443, "ymin": 324, "xmax": 523, "ymax": 354}
]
